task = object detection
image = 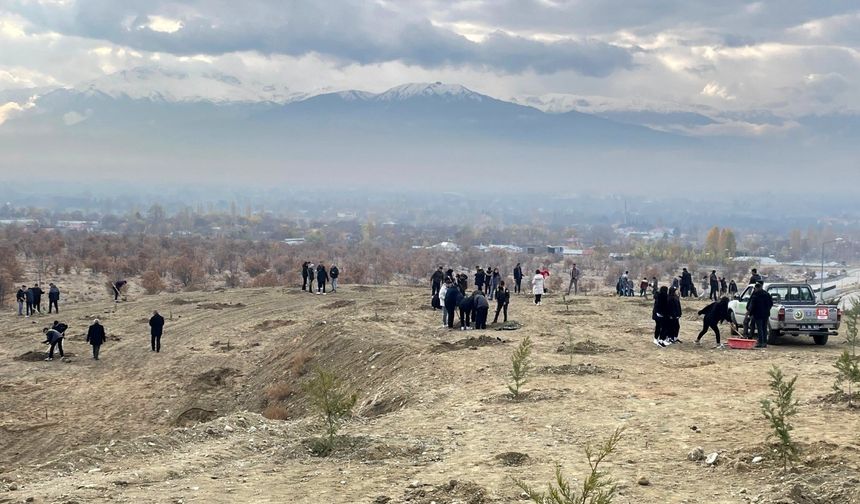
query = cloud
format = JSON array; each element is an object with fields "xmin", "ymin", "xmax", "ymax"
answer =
[
  {"xmin": 701, "ymin": 81, "xmax": 736, "ymax": 100},
  {"xmin": 2, "ymin": 0, "xmax": 634, "ymax": 76},
  {"xmin": 62, "ymin": 109, "xmax": 91, "ymax": 125},
  {"xmin": 0, "ymin": 95, "xmax": 35, "ymax": 125}
]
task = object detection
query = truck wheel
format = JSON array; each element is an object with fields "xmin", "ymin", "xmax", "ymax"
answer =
[
  {"xmin": 813, "ymin": 334, "xmax": 828, "ymax": 346},
  {"xmin": 767, "ymin": 328, "xmax": 781, "ymax": 345}
]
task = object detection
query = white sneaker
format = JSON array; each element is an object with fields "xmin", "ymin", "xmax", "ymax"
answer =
[
  {"xmin": 658, "ymin": 340, "xmax": 667, "ymax": 347},
  {"xmin": 44, "ymin": 357, "xmax": 52, "ymax": 361},
  {"xmin": 653, "ymin": 339, "xmax": 662, "ymax": 347},
  {"xmin": 713, "ymin": 343, "xmax": 725, "ymax": 349}
]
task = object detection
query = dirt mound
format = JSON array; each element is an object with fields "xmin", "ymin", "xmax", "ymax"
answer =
[
  {"xmin": 199, "ymin": 302, "xmax": 243, "ymax": 310},
  {"xmin": 173, "ymin": 407, "xmax": 220, "ymax": 426},
  {"xmin": 432, "ymin": 335, "xmax": 507, "ymax": 353},
  {"xmin": 362, "ymin": 395, "xmax": 409, "ymax": 418},
  {"xmin": 252, "ymin": 319, "xmax": 296, "ymax": 332},
  {"xmin": 556, "ymin": 340, "xmax": 623, "ymax": 355},
  {"xmin": 400, "ymin": 479, "xmax": 490, "ymax": 504},
  {"xmin": 169, "ymin": 298, "xmax": 195, "ymax": 305},
  {"xmin": 198, "ymin": 302, "xmax": 245, "ymax": 310},
  {"xmin": 495, "ymin": 321, "xmax": 522, "ymax": 331},
  {"xmin": 539, "ymin": 363, "xmax": 610, "ymax": 375},
  {"xmin": 556, "ymin": 309, "xmax": 601, "ymax": 316},
  {"xmin": 495, "ymin": 451, "xmax": 530, "ymax": 466},
  {"xmin": 14, "ymin": 351, "xmax": 77, "ymax": 361},
  {"xmin": 322, "ymin": 299, "xmax": 356, "ymax": 309},
  {"xmin": 194, "ymin": 367, "xmax": 239, "ymax": 389}
]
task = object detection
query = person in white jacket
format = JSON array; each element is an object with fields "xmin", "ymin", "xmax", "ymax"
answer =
[
  {"xmin": 438, "ymin": 282, "xmax": 449, "ymax": 327},
  {"xmin": 532, "ymin": 270, "xmax": 545, "ymax": 305}
]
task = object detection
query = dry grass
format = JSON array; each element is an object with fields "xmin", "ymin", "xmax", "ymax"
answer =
[
  {"xmin": 289, "ymin": 349, "xmax": 314, "ymax": 377},
  {"xmin": 261, "ymin": 405, "xmax": 290, "ymax": 421},
  {"xmin": 265, "ymin": 382, "xmax": 293, "ymax": 402}
]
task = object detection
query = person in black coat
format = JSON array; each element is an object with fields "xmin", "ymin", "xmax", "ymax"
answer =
[
  {"xmin": 667, "ymin": 287, "xmax": 683, "ymax": 343},
  {"xmin": 48, "ymin": 283, "xmax": 61, "ymax": 314},
  {"xmin": 301, "ymin": 262, "xmax": 309, "ymax": 291},
  {"xmin": 679, "ymin": 269, "xmax": 693, "ymax": 298},
  {"xmin": 709, "ymin": 271, "xmax": 719, "ymax": 301},
  {"xmin": 513, "ymin": 263, "xmax": 523, "ymax": 294},
  {"xmin": 316, "ymin": 264, "xmax": 329, "ymax": 295},
  {"xmin": 113, "ymin": 280, "xmax": 127, "ymax": 302},
  {"xmin": 16, "ymin": 285, "xmax": 26, "ymax": 316},
  {"xmin": 652, "ymin": 286, "xmax": 669, "ymax": 347},
  {"xmin": 25, "ymin": 286, "xmax": 35, "ymax": 316},
  {"xmin": 473, "ymin": 291, "xmax": 490, "ymax": 330},
  {"xmin": 492, "ymin": 282, "xmax": 510, "ymax": 324},
  {"xmin": 149, "ymin": 311, "xmax": 165, "ymax": 352},
  {"xmin": 696, "ymin": 297, "xmax": 730, "ymax": 348},
  {"xmin": 474, "ymin": 267, "xmax": 486, "ymax": 293},
  {"xmin": 457, "ymin": 273, "xmax": 468, "ymax": 294},
  {"xmin": 458, "ymin": 292, "xmax": 475, "ymax": 330},
  {"xmin": 431, "ymin": 266, "xmax": 444, "ymax": 296},
  {"xmin": 86, "ymin": 319, "xmax": 106, "ymax": 360},
  {"xmin": 330, "ymin": 264, "xmax": 340, "ymax": 293},
  {"xmin": 444, "ymin": 282, "xmax": 462, "ymax": 329},
  {"xmin": 31, "ymin": 284, "xmax": 43, "ymax": 313},
  {"xmin": 42, "ymin": 327, "xmax": 64, "ymax": 360},
  {"xmin": 748, "ymin": 283, "xmax": 774, "ymax": 348}
]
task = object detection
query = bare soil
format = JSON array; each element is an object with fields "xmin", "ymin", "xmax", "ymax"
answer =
[{"xmin": 1, "ymin": 283, "xmax": 859, "ymax": 503}]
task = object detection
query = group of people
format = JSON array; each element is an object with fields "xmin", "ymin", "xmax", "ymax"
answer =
[
  {"xmin": 38, "ymin": 311, "xmax": 166, "ymax": 361},
  {"xmin": 430, "ymin": 266, "xmax": 512, "ymax": 330},
  {"xmin": 300, "ymin": 262, "xmax": 340, "ymax": 295},
  {"xmin": 653, "ymin": 267, "xmax": 770, "ymax": 350},
  {"xmin": 16, "ymin": 283, "xmax": 61, "ymax": 316}
]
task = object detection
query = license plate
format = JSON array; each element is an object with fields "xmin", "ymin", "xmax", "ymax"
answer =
[{"xmin": 800, "ymin": 325, "xmax": 820, "ymax": 330}]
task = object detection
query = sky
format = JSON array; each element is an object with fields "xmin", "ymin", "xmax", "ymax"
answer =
[
  {"xmin": 0, "ymin": 1, "xmax": 859, "ymax": 194},
  {"xmin": 1, "ymin": 0, "xmax": 858, "ymax": 117}
]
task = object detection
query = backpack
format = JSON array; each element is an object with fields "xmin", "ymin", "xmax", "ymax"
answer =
[{"xmin": 431, "ymin": 294, "xmax": 441, "ymax": 309}]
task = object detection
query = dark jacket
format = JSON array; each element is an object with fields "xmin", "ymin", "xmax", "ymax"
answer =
[
  {"xmin": 16, "ymin": 289, "xmax": 26, "ymax": 302},
  {"xmin": 495, "ymin": 288, "xmax": 510, "ymax": 305},
  {"xmin": 52, "ymin": 321, "xmax": 68, "ymax": 334},
  {"xmin": 748, "ymin": 289, "xmax": 774, "ymax": 320},
  {"xmin": 749, "ymin": 273, "xmax": 763, "ymax": 284},
  {"xmin": 149, "ymin": 314, "xmax": 165, "ymax": 336},
  {"xmin": 709, "ymin": 273, "xmax": 718, "ymax": 288},
  {"xmin": 699, "ymin": 299, "xmax": 730, "ymax": 325},
  {"xmin": 473, "ymin": 292, "xmax": 490, "ymax": 310},
  {"xmin": 474, "ymin": 270, "xmax": 486, "ymax": 287},
  {"xmin": 431, "ymin": 270, "xmax": 444, "ymax": 284},
  {"xmin": 44, "ymin": 329, "xmax": 63, "ymax": 344},
  {"xmin": 444, "ymin": 269, "xmax": 455, "ymax": 284},
  {"xmin": 301, "ymin": 263, "xmax": 309, "ymax": 278},
  {"xmin": 729, "ymin": 281, "xmax": 738, "ymax": 294},
  {"xmin": 87, "ymin": 323, "xmax": 106, "ymax": 346},
  {"xmin": 458, "ymin": 293, "xmax": 475, "ymax": 312},
  {"xmin": 330, "ymin": 266, "xmax": 339, "ymax": 279},
  {"xmin": 669, "ymin": 296, "xmax": 682, "ymax": 319},
  {"xmin": 513, "ymin": 266, "xmax": 523, "ymax": 281},
  {"xmin": 316, "ymin": 266, "xmax": 328, "ymax": 282},
  {"xmin": 681, "ymin": 271, "xmax": 693, "ymax": 288},
  {"xmin": 457, "ymin": 275, "xmax": 468, "ymax": 293},
  {"xmin": 31, "ymin": 286, "xmax": 43, "ymax": 302},
  {"xmin": 490, "ymin": 272, "xmax": 501, "ymax": 288},
  {"xmin": 652, "ymin": 292, "xmax": 669, "ymax": 320},
  {"xmin": 444, "ymin": 286, "xmax": 462, "ymax": 308},
  {"xmin": 49, "ymin": 286, "xmax": 60, "ymax": 302}
]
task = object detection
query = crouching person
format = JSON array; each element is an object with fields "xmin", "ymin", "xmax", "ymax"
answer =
[{"xmin": 42, "ymin": 327, "xmax": 64, "ymax": 361}]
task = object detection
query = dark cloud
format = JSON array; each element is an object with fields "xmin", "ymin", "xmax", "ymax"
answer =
[{"xmin": 2, "ymin": 0, "xmax": 633, "ymax": 76}]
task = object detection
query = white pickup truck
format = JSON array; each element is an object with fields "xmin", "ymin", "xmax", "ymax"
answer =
[{"xmin": 728, "ymin": 283, "xmax": 842, "ymax": 345}]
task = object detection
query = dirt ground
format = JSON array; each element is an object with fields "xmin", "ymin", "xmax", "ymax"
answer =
[{"xmin": 1, "ymin": 279, "xmax": 859, "ymax": 504}]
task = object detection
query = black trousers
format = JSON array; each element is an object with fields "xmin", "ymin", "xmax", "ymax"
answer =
[
  {"xmin": 92, "ymin": 344, "xmax": 101, "ymax": 359},
  {"xmin": 151, "ymin": 334, "xmax": 161, "ymax": 352},
  {"xmin": 445, "ymin": 305, "xmax": 457, "ymax": 328},
  {"xmin": 474, "ymin": 307, "xmax": 488, "ymax": 329},
  {"xmin": 514, "ymin": 279, "xmax": 521, "ymax": 293},
  {"xmin": 459, "ymin": 307, "xmax": 471, "ymax": 328},
  {"xmin": 432, "ymin": 282, "xmax": 441, "ymax": 297},
  {"xmin": 49, "ymin": 340, "xmax": 64, "ymax": 358},
  {"xmin": 317, "ymin": 280, "xmax": 326, "ymax": 293},
  {"xmin": 710, "ymin": 285, "xmax": 719, "ymax": 301},
  {"xmin": 493, "ymin": 302, "xmax": 508, "ymax": 323},
  {"xmin": 302, "ymin": 274, "xmax": 308, "ymax": 290},
  {"xmin": 697, "ymin": 321, "xmax": 721, "ymax": 344},
  {"xmin": 49, "ymin": 300, "xmax": 59, "ymax": 313},
  {"xmin": 26, "ymin": 302, "xmax": 33, "ymax": 316},
  {"xmin": 654, "ymin": 319, "xmax": 663, "ymax": 340},
  {"xmin": 34, "ymin": 301, "xmax": 41, "ymax": 313},
  {"xmin": 534, "ymin": 294, "xmax": 542, "ymax": 304}
]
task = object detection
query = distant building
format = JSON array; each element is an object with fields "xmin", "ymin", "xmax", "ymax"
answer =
[
  {"xmin": 0, "ymin": 218, "xmax": 38, "ymax": 226},
  {"xmin": 283, "ymin": 238, "xmax": 306, "ymax": 245},
  {"xmin": 476, "ymin": 244, "xmax": 524, "ymax": 253},
  {"xmin": 427, "ymin": 241, "xmax": 460, "ymax": 252},
  {"xmin": 55, "ymin": 220, "xmax": 100, "ymax": 231}
]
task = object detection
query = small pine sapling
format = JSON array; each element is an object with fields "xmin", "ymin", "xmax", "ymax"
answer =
[
  {"xmin": 833, "ymin": 305, "xmax": 860, "ymax": 406},
  {"xmin": 515, "ymin": 427, "xmax": 624, "ymax": 504},
  {"xmin": 760, "ymin": 365, "xmax": 800, "ymax": 470},
  {"xmin": 508, "ymin": 335, "xmax": 533, "ymax": 400},
  {"xmin": 303, "ymin": 367, "xmax": 358, "ymax": 455}
]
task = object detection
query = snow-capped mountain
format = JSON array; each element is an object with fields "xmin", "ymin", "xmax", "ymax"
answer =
[
  {"xmin": 73, "ymin": 66, "xmax": 307, "ymax": 104},
  {"xmin": 374, "ymin": 82, "xmax": 484, "ymax": 103}
]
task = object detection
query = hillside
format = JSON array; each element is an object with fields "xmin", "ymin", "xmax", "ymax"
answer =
[{"xmin": 2, "ymin": 282, "xmax": 860, "ymax": 503}]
